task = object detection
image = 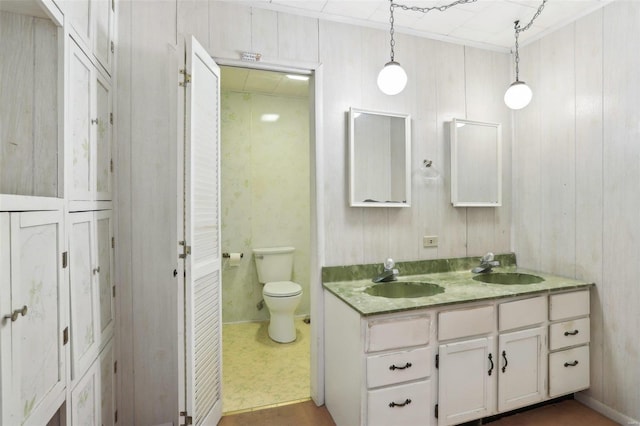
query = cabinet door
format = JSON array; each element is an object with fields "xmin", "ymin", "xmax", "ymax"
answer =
[
  {"xmin": 95, "ymin": 71, "xmax": 112, "ymax": 200},
  {"xmin": 438, "ymin": 336, "xmax": 496, "ymax": 426},
  {"xmin": 96, "ymin": 210, "xmax": 114, "ymax": 346},
  {"xmin": 68, "ymin": 38, "xmax": 94, "ymax": 201},
  {"xmin": 0, "ymin": 211, "xmax": 66, "ymax": 425},
  {"xmin": 93, "ymin": 0, "xmax": 114, "ymax": 74},
  {"xmin": 100, "ymin": 339, "xmax": 116, "ymax": 426},
  {"xmin": 62, "ymin": 0, "xmax": 92, "ymax": 48},
  {"xmin": 498, "ymin": 327, "xmax": 546, "ymax": 412},
  {"xmin": 69, "ymin": 212, "xmax": 100, "ymax": 381},
  {"xmin": 71, "ymin": 357, "xmax": 100, "ymax": 426}
]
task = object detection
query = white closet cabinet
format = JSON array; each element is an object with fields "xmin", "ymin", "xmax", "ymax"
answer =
[
  {"xmin": 69, "ymin": 210, "xmax": 114, "ymax": 382},
  {"xmin": 0, "ymin": 210, "xmax": 67, "ymax": 425},
  {"xmin": 62, "ymin": 0, "xmax": 115, "ymax": 75},
  {"xmin": 68, "ymin": 36, "xmax": 113, "ymax": 204}
]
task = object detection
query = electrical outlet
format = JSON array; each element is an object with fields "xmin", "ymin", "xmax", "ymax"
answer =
[{"xmin": 423, "ymin": 236, "xmax": 438, "ymax": 247}]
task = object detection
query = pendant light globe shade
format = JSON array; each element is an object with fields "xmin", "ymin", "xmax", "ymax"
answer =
[
  {"xmin": 504, "ymin": 80, "xmax": 533, "ymax": 110},
  {"xmin": 377, "ymin": 61, "xmax": 407, "ymax": 95}
]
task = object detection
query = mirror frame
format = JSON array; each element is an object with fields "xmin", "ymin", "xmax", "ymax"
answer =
[
  {"xmin": 450, "ymin": 118, "xmax": 502, "ymax": 207},
  {"xmin": 349, "ymin": 108, "xmax": 411, "ymax": 208}
]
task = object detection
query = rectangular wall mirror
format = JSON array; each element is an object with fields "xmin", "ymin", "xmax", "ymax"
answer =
[
  {"xmin": 450, "ymin": 118, "xmax": 502, "ymax": 207},
  {"xmin": 349, "ymin": 108, "xmax": 411, "ymax": 207}
]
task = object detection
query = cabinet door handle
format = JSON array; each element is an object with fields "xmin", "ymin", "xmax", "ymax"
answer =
[
  {"xmin": 502, "ymin": 350, "xmax": 508, "ymax": 373},
  {"xmin": 389, "ymin": 398, "xmax": 411, "ymax": 408},
  {"xmin": 389, "ymin": 362, "xmax": 412, "ymax": 371},
  {"xmin": 3, "ymin": 305, "xmax": 27, "ymax": 322},
  {"xmin": 93, "ymin": 266, "xmax": 101, "ymax": 274},
  {"xmin": 564, "ymin": 360, "xmax": 579, "ymax": 367},
  {"xmin": 564, "ymin": 330, "xmax": 579, "ymax": 336},
  {"xmin": 91, "ymin": 118, "xmax": 99, "ymax": 125},
  {"xmin": 488, "ymin": 353, "xmax": 494, "ymax": 376}
]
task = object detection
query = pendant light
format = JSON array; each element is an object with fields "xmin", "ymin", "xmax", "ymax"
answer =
[
  {"xmin": 378, "ymin": 0, "xmax": 478, "ymax": 96},
  {"xmin": 504, "ymin": 0, "xmax": 547, "ymax": 110},
  {"xmin": 377, "ymin": 1, "xmax": 407, "ymax": 95}
]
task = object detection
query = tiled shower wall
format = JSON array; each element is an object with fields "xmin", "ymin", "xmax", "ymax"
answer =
[{"xmin": 220, "ymin": 90, "xmax": 310, "ymax": 323}]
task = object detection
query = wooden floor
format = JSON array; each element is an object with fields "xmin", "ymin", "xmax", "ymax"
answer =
[{"xmin": 218, "ymin": 399, "xmax": 618, "ymax": 426}]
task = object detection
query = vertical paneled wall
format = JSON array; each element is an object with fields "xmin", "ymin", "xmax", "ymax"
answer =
[{"xmin": 512, "ymin": 1, "xmax": 640, "ymax": 421}]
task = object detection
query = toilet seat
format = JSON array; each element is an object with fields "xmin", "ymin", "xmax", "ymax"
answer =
[{"xmin": 263, "ymin": 281, "xmax": 302, "ymax": 297}]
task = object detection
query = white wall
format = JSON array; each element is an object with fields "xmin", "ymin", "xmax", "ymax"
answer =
[
  {"xmin": 512, "ymin": 1, "xmax": 640, "ymax": 421},
  {"xmin": 116, "ymin": 1, "xmax": 511, "ymax": 424}
]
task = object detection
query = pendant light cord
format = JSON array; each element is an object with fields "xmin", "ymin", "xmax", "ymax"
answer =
[
  {"xmin": 389, "ymin": 0, "xmax": 396, "ymax": 62},
  {"xmin": 513, "ymin": 0, "xmax": 548, "ymax": 81},
  {"xmin": 391, "ymin": 0, "xmax": 478, "ymax": 14}
]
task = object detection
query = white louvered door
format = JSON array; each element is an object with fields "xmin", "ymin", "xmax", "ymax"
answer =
[{"xmin": 182, "ymin": 35, "xmax": 222, "ymax": 426}]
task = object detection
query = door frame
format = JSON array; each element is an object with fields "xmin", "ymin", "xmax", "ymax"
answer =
[{"xmin": 213, "ymin": 57, "xmax": 326, "ymax": 406}]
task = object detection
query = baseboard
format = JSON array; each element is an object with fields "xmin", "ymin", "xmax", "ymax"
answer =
[{"xmin": 575, "ymin": 393, "xmax": 640, "ymax": 425}]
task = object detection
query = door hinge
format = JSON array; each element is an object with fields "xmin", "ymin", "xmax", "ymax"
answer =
[
  {"xmin": 435, "ymin": 354, "xmax": 439, "ymax": 369},
  {"xmin": 110, "ymin": 112, "xmax": 113, "ymax": 125},
  {"xmin": 62, "ymin": 251, "xmax": 68, "ymax": 268},
  {"xmin": 179, "ymin": 241, "xmax": 191, "ymax": 259},
  {"xmin": 63, "ymin": 327, "xmax": 69, "ymax": 345},
  {"xmin": 114, "ymin": 410, "xmax": 118, "ymax": 423},
  {"xmin": 111, "ymin": 41, "xmax": 115, "ymax": 53},
  {"xmin": 110, "ymin": 159, "xmax": 114, "ymax": 173},
  {"xmin": 435, "ymin": 404, "xmax": 438, "ymax": 419},
  {"xmin": 179, "ymin": 69, "xmax": 191, "ymax": 87},
  {"xmin": 179, "ymin": 411, "xmax": 192, "ymax": 425},
  {"xmin": 114, "ymin": 361, "xmax": 117, "ymax": 374},
  {"xmin": 112, "ymin": 285, "xmax": 116, "ymax": 298},
  {"xmin": 112, "ymin": 236, "xmax": 115, "ymax": 248},
  {"xmin": 111, "ymin": 0, "xmax": 115, "ymax": 12}
]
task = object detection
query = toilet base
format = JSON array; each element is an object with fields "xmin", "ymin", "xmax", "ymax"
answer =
[{"xmin": 268, "ymin": 313, "xmax": 297, "ymax": 343}]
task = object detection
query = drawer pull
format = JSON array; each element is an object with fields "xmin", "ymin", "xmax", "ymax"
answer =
[
  {"xmin": 389, "ymin": 362, "xmax": 412, "ymax": 371},
  {"xmin": 488, "ymin": 353, "xmax": 494, "ymax": 376},
  {"xmin": 564, "ymin": 330, "xmax": 579, "ymax": 336},
  {"xmin": 502, "ymin": 350, "xmax": 508, "ymax": 373},
  {"xmin": 389, "ymin": 398, "xmax": 412, "ymax": 408},
  {"xmin": 564, "ymin": 360, "xmax": 579, "ymax": 367}
]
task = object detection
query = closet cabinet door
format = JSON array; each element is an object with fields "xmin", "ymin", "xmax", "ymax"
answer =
[
  {"xmin": 96, "ymin": 210, "xmax": 114, "ymax": 346},
  {"xmin": 68, "ymin": 35, "xmax": 113, "ymax": 203},
  {"xmin": 100, "ymin": 339, "xmax": 116, "ymax": 426},
  {"xmin": 68, "ymin": 38, "xmax": 94, "ymax": 201},
  {"xmin": 69, "ymin": 212, "xmax": 100, "ymax": 381},
  {"xmin": 95, "ymin": 72, "xmax": 112, "ymax": 200},
  {"xmin": 93, "ymin": 0, "xmax": 114, "ymax": 74},
  {"xmin": 0, "ymin": 211, "xmax": 66, "ymax": 426}
]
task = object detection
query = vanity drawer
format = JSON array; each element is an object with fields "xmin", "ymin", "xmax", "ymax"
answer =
[
  {"xmin": 549, "ymin": 317, "xmax": 590, "ymax": 351},
  {"xmin": 549, "ymin": 345, "xmax": 590, "ymax": 397},
  {"xmin": 367, "ymin": 380, "xmax": 431, "ymax": 426},
  {"xmin": 439, "ymin": 305, "xmax": 494, "ymax": 340},
  {"xmin": 366, "ymin": 315, "xmax": 430, "ymax": 353},
  {"xmin": 367, "ymin": 346, "xmax": 432, "ymax": 388},
  {"xmin": 499, "ymin": 296, "xmax": 547, "ymax": 331},
  {"xmin": 549, "ymin": 290, "xmax": 590, "ymax": 321}
]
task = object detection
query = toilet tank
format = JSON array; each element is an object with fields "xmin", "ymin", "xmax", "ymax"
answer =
[{"xmin": 253, "ymin": 246, "xmax": 295, "ymax": 283}]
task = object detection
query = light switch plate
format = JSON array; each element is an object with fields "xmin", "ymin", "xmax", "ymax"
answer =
[{"xmin": 423, "ymin": 236, "xmax": 438, "ymax": 247}]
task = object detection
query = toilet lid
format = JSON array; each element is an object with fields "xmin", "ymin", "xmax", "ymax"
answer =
[{"xmin": 264, "ymin": 281, "xmax": 302, "ymax": 297}]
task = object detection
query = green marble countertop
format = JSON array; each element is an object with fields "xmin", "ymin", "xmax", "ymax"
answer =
[{"xmin": 322, "ymin": 255, "xmax": 594, "ymax": 316}]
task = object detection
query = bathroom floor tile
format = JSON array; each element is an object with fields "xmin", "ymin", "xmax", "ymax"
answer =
[{"xmin": 222, "ymin": 319, "xmax": 310, "ymax": 413}]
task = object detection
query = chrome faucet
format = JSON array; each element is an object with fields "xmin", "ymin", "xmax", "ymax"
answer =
[
  {"xmin": 372, "ymin": 258, "xmax": 399, "ymax": 283},
  {"xmin": 472, "ymin": 252, "xmax": 500, "ymax": 273}
]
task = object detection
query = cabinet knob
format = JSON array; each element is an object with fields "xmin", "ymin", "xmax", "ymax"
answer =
[
  {"xmin": 93, "ymin": 266, "xmax": 101, "ymax": 274},
  {"xmin": 3, "ymin": 305, "xmax": 27, "ymax": 322},
  {"xmin": 91, "ymin": 118, "xmax": 99, "ymax": 125}
]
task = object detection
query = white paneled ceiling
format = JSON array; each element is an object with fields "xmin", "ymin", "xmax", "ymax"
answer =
[{"xmin": 244, "ymin": 0, "xmax": 614, "ymax": 51}]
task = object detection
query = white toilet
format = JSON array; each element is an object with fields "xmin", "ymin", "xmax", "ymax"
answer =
[{"xmin": 253, "ymin": 246, "xmax": 303, "ymax": 343}]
